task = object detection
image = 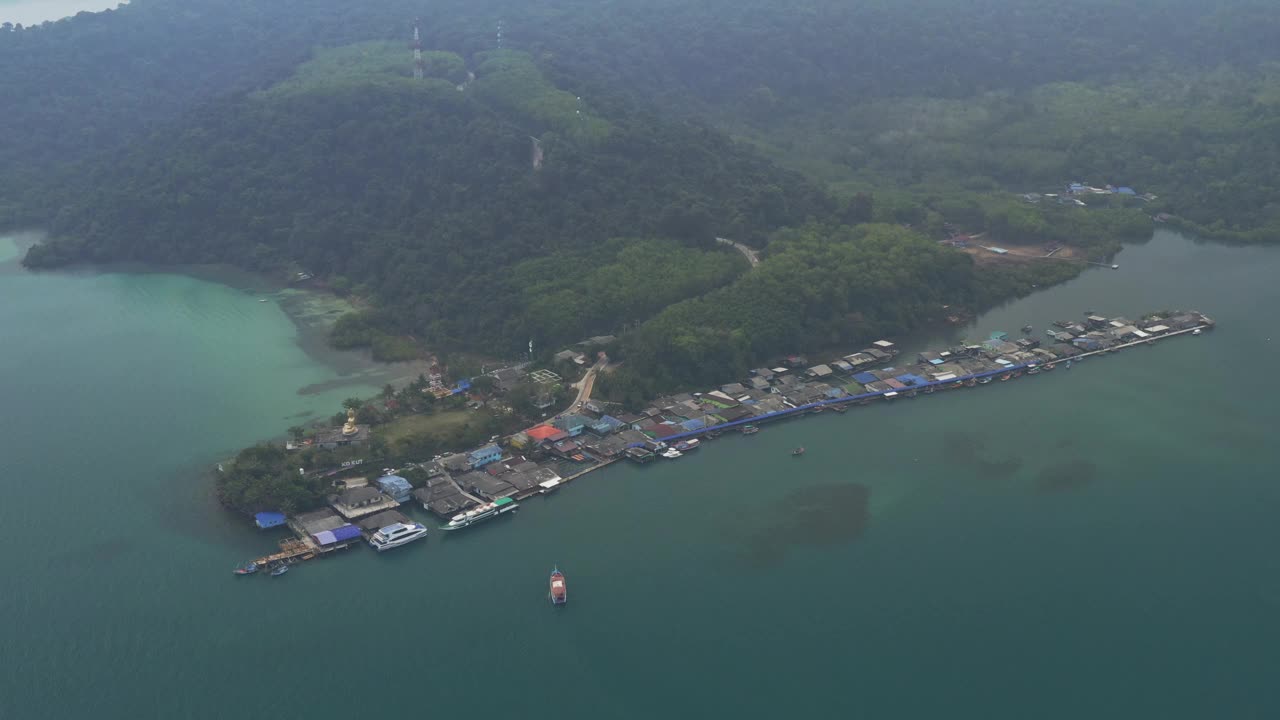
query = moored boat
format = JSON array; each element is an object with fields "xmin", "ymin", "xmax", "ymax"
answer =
[
  {"xmin": 741, "ymin": 425, "xmax": 759, "ymax": 435},
  {"xmin": 832, "ymin": 404, "xmax": 848, "ymax": 413},
  {"xmin": 977, "ymin": 377, "xmax": 992, "ymax": 384},
  {"xmin": 368, "ymin": 522, "xmax": 429, "ymax": 551},
  {"xmin": 549, "ymin": 567, "xmax": 567, "ymax": 605},
  {"xmin": 233, "ymin": 562, "xmax": 258, "ymax": 576},
  {"xmin": 444, "ymin": 498, "xmax": 518, "ymax": 531},
  {"xmin": 661, "ymin": 448, "xmax": 683, "ymax": 459},
  {"xmin": 673, "ymin": 439, "xmax": 700, "ymax": 452},
  {"xmin": 269, "ymin": 563, "xmax": 289, "ymax": 577}
]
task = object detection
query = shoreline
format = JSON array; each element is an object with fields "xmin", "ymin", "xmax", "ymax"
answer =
[{"xmin": 238, "ymin": 308, "xmax": 1215, "ymax": 569}]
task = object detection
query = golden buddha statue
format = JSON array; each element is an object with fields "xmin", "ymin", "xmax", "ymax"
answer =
[{"xmin": 341, "ymin": 408, "xmax": 359, "ymax": 437}]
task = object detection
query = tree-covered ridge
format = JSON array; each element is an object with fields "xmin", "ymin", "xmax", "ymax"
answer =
[
  {"xmin": 23, "ymin": 39, "xmax": 828, "ymax": 357},
  {"xmin": 472, "ymin": 50, "xmax": 611, "ymax": 142},
  {"xmin": 259, "ymin": 41, "xmax": 469, "ymax": 98},
  {"xmin": 596, "ymin": 222, "xmax": 1085, "ymax": 404}
]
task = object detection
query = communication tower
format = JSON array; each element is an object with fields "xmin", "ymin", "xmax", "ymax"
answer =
[{"xmin": 412, "ymin": 18, "xmax": 424, "ymax": 80}]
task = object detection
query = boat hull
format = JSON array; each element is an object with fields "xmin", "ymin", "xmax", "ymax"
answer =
[
  {"xmin": 549, "ymin": 570, "xmax": 567, "ymax": 605},
  {"xmin": 369, "ymin": 526, "xmax": 429, "ymax": 551},
  {"xmin": 443, "ymin": 504, "xmax": 518, "ymax": 531}
]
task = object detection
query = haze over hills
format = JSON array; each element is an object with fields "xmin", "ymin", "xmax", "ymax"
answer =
[{"xmin": 5, "ymin": 0, "xmax": 1280, "ymax": 388}]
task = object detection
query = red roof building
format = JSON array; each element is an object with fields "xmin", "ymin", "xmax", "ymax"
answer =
[{"xmin": 527, "ymin": 425, "xmax": 568, "ymax": 443}]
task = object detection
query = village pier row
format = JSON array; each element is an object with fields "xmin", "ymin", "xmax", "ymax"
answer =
[{"xmin": 242, "ymin": 309, "xmax": 1214, "ymax": 570}]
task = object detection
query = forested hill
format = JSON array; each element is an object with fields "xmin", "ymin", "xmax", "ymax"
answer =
[{"xmin": 22, "ymin": 44, "xmax": 829, "ymax": 356}]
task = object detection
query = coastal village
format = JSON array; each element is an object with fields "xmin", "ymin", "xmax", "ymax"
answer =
[{"xmin": 237, "ymin": 309, "xmax": 1215, "ymax": 574}]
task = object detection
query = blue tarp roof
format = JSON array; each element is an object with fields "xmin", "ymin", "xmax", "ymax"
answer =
[
  {"xmin": 376, "ymin": 475, "xmax": 411, "ymax": 491},
  {"xmin": 254, "ymin": 511, "xmax": 287, "ymax": 528},
  {"xmin": 1117, "ymin": 187, "xmax": 1136, "ymax": 195},
  {"xmin": 313, "ymin": 524, "xmax": 361, "ymax": 546},
  {"xmin": 895, "ymin": 374, "xmax": 929, "ymax": 386},
  {"xmin": 680, "ymin": 418, "xmax": 707, "ymax": 431},
  {"xmin": 852, "ymin": 372, "xmax": 879, "ymax": 385}
]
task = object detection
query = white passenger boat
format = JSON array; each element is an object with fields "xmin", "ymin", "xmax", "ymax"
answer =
[
  {"xmin": 661, "ymin": 448, "xmax": 683, "ymax": 459},
  {"xmin": 444, "ymin": 497, "xmax": 518, "ymax": 531},
  {"xmin": 368, "ymin": 522, "xmax": 429, "ymax": 552}
]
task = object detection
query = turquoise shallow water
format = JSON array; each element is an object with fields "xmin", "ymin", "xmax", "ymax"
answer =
[{"xmin": 2, "ymin": 230, "xmax": 1278, "ymax": 719}]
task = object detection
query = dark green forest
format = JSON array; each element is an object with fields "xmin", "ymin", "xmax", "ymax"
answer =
[{"xmin": 5, "ymin": 0, "xmax": 1280, "ymax": 394}]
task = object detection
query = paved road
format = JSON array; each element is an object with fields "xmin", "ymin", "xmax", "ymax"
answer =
[
  {"xmin": 715, "ymin": 236, "xmax": 760, "ymax": 267},
  {"xmin": 564, "ymin": 358, "xmax": 605, "ymax": 414}
]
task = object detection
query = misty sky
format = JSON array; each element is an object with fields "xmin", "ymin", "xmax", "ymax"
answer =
[{"xmin": 1, "ymin": 0, "xmax": 123, "ymax": 26}]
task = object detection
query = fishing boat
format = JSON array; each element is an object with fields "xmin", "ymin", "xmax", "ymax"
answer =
[
  {"xmin": 269, "ymin": 563, "xmax": 289, "ymax": 577},
  {"xmin": 1027, "ymin": 365, "xmax": 1040, "ymax": 375},
  {"xmin": 233, "ymin": 562, "xmax": 258, "ymax": 576},
  {"xmin": 1042, "ymin": 363, "xmax": 1055, "ymax": 371},
  {"xmin": 673, "ymin": 439, "xmax": 700, "ymax": 452},
  {"xmin": 831, "ymin": 404, "xmax": 848, "ymax": 413},
  {"xmin": 792, "ymin": 447, "xmax": 806, "ymax": 456},
  {"xmin": 661, "ymin": 448, "xmax": 683, "ymax": 459},
  {"xmin": 1192, "ymin": 328, "xmax": 1202, "ymax": 336},
  {"xmin": 977, "ymin": 377, "xmax": 992, "ymax": 385},
  {"xmin": 368, "ymin": 522, "xmax": 429, "ymax": 551},
  {"xmin": 1021, "ymin": 325, "xmax": 1033, "ymax": 333},
  {"xmin": 1000, "ymin": 373, "xmax": 1011, "ymax": 382},
  {"xmin": 810, "ymin": 405, "xmax": 824, "ymax": 414},
  {"xmin": 549, "ymin": 567, "xmax": 567, "ymax": 606},
  {"xmin": 741, "ymin": 425, "xmax": 759, "ymax": 435},
  {"xmin": 444, "ymin": 498, "xmax": 518, "ymax": 532}
]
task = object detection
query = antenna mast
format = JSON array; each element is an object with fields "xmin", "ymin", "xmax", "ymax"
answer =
[{"xmin": 412, "ymin": 18, "xmax": 424, "ymax": 80}]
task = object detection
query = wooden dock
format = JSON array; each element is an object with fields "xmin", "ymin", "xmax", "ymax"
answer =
[{"xmin": 252, "ymin": 537, "xmax": 317, "ymax": 567}]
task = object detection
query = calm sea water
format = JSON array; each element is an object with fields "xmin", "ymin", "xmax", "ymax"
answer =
[{"xmin": 2, "ymin": 229, "xmax": 1278, "ymax": 719}]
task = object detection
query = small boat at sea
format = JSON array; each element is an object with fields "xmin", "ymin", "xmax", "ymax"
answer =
[
  {"xmin": 661, "ymin": 448, "xmax": 683, "ymax": 459},
  {"xmin": 368, "ymin": 522, "xmax": 429, "ymax": 551},
  {"xmin": 549, "ymin": 567, "xmax": 567, "ymax": 606},
  {"xmin": 1021, "ymin": 325, "xmax": 1033, "ymax": 333},
  {"xmin": 269, "ymin": 563, "xmax": 289, "ymax": 577},
  {"xmin": 741, "ymin": 425, "xmax": 759, "ymax": 435},
  {"xmin": 233, "ymin": 562, "xmax": 258, "ymax": 576},
  {"xmin": 444, "ymin": 497, "xmax": 518, "ymax": 532},
  {"xmin": 792, "ymin": 447, "xmax": 806, "ymax": 456}
]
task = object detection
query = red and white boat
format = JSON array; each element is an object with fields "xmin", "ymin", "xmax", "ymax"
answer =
[{"xmin": 549, "ymin": 566, "xmax": 567, "ymax": 606}]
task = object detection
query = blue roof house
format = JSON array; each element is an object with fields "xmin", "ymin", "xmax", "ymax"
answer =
[
  {"xmin": 375, "ymin": 475, "xmax": 413, "ymax": 504},
  {"xmin": 469, "ymin": 444, "xmax": 502, "ymax": 468},
  {"xmin": 254, "ymin": 511, "xmax": 287, "ymax": 529}
]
